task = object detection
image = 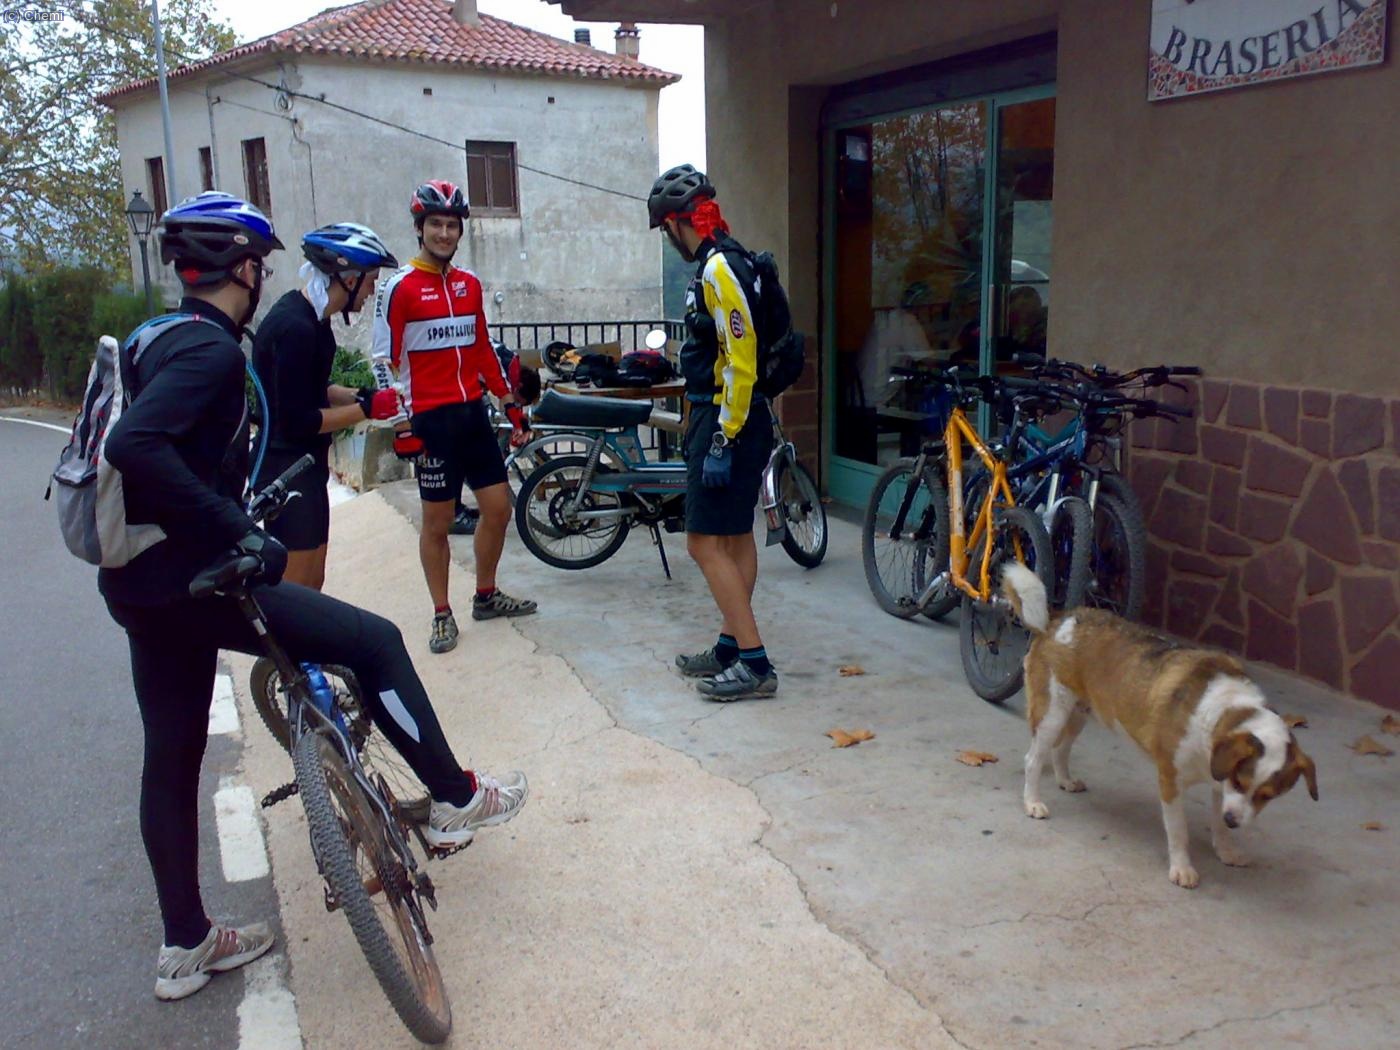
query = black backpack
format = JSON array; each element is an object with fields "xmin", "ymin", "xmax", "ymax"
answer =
[{"xmin": 715, "ymin": 245, "xmax": 805, "ymax": 398}]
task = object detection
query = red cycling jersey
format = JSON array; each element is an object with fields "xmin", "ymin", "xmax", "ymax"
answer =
[{"xmin": 370, "ymin": 258, "xmax": 509, "ymax": 415}]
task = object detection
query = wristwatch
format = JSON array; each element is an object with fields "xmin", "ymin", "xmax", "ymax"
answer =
[{"xmin": 710, "ymin": 431, "xmax": 731, "ymax": 454}]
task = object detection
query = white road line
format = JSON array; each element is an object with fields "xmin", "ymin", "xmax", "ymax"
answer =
[
  {"xmin": 214, "ymin": 778, "xmax": 271, "ymax": 882},
  {"xmin": 210, "ymin": 673, "xmax": 241, "ymax": 736},
  {"xmin": 0, "ymin": 415, "xmax": 70, "ymax": 434},
  {"xmin": 238, "ymin": 951, "xmax": 303, "ymax": 1050}
]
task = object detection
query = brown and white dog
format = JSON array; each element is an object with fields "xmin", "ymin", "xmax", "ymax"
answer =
[{"xmin": 1002, "ymin": 562, "xmax": 1318, "ymax": 888}]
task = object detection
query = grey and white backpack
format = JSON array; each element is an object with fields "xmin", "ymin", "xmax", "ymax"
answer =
[{"xmin": 49, "ymin": 314, "xmax": 219, "ymax": 567}]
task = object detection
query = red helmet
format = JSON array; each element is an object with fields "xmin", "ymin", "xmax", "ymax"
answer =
[{"xmin": 410, "ymin": 180, "xmax": 469, "ymax": 220}]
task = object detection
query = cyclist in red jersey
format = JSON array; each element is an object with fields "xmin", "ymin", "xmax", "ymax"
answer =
[{"xmin": 371, "ymin": 180, "xmax": 537, "ymax": 653}]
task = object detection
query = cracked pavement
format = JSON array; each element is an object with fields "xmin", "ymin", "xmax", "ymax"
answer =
[{"xmin": 246, "ymin": 484, "xmax": 1400, "ymax": 1048}]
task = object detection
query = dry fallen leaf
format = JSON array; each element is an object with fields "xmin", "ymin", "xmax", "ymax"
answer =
[
  {"xmin": 1361, "ymin": 822, "xmax": 1385, "ymax": 832},
  {"xmin": 1350, "ymin": 735, "xmax": 1395, "ymax": 757},
  {"xmin": 1381, "ymin": 714, "xmax": 1400, "ymax": 736},
  {"xmin": 827, "ymin": 728, "xmax": 875, "ymax": 748},
  {"xmin": 956, "ymin": 750, "xmax": 1000, "ymax": 767},
  {"xmin": 1283, "ymin": 714, "xmax": 1308, "ymax": 729},
  {"xmin": 838, "ymin": 665, "xmax": 866, "ymax": 677}
]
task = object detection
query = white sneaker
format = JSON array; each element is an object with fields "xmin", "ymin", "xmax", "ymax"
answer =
[
  {"xmin": 425, "ymin": 771, "xmax": 529, "ymax": 848},
  {"xmin": 155, "ymin": 922, "xmax": 275, "ymax": 1001}
]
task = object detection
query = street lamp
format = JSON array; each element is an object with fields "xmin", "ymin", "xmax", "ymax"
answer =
[{"xmin": 125, "ymin": 189, "xmax": 156, "ymax": 315}]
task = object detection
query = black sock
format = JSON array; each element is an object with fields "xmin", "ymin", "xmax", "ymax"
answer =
[
  {"xmin": 740, "ymin": 646, "xmax": 771, "ymax": 677},
  {"xmin": 714, "ymin": 633, "xmax": 739, "ymax": 665}
]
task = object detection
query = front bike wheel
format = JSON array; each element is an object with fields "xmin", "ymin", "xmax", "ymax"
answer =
[
  {"xmin": 514, "ymin": 454, "xmax": 632, "ymax": 569},
  {"xmin": 294, "ymin": 731, "xmax": 452, "ymax": 1044},
  {"xmin": 861, "ymin": 458, "xmax": 954, "ymax": 620},
  {"xmin": 775, "ymin": 460, "xmax": 828, "ymax": 568},
  {"xmin": 1048, "ymin": 497, "xmax": 1093, "ymax": 611},
  {"xmin": 958, "ymin": 504, "xmax": 1053, "ymax": 703},
  {"xmin": 1086, "ymin": 487, "xmax": 1147, "ymax": 620},
  {"xmin": 250, "ymin": 660, "xmax": 430, "ymax": 823}
]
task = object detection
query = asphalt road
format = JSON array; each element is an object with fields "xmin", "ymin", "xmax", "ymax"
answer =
[{"xmin": 0, "ymin": 414, "xmax": 285, "ymax": 1050}]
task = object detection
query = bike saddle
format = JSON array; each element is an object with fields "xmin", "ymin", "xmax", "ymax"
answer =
[
  {"xmin": 532, "ymin": 389, "xmax": 652, "ymax": 429},
  {"xmin": 189, "ymin": 552, "xmax": 261, "ymax": 599}
]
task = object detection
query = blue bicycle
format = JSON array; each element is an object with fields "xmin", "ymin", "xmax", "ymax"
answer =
[{"xmin": 514, "ymin": 389, "xmax": 827, "ymax": 576}]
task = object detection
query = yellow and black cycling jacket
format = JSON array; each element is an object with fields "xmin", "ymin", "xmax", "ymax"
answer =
[{"xmin": 679, "ymin": 234, "xmax": 760, "ymax": 441}]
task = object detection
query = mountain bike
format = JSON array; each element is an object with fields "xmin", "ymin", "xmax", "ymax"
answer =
[
  {"xmin": 861, "ymin": 368, "xmax": 1055, "ymax": 702},
  {"xmin": 514, "ymin": 389, "xmax": 827, "ymax": 576},
  {"xmin": 199, "ymin": 455, "xmax": 455, "ymax": 1044}
]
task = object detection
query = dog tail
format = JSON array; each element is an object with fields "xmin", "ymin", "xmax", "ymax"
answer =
[{"xmin": 1001, "ymin": 562, "xmax": 1049, "ymax": 634}]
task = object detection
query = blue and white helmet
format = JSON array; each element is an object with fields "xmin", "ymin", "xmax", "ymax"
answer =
[
  {"xmin": 158, "ymin": 192, "xmax": 283, "ymax": 281},
  {"xmin": 302, "ymin": 222, "xmax": 399, "ymax": 275}
]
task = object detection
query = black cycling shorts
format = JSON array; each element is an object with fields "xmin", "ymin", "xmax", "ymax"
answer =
[
  {"xmin": 254, "ymin": 450, "xmax": 330, "ymax": 552},
  {"xmin": 684, "ymin": 399, "xmax": 771, "ymax": 536},
  {"xmin": 411, "ymin": 399, "xmax": 508, "ymax": 503}
]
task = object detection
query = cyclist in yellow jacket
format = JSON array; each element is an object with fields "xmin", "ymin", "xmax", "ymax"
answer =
[{"xmin": 649, "ymin": 165, "xmax": 777, "ymax": 701}]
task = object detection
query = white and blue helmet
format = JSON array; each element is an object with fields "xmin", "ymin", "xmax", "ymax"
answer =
[
  {"xmin": 158, "ymin": 192, "xmax": 283, "ymax": 282},
  {"xmin": 302, "ymin": 222, "xmax": 398, "ymax": 275}
]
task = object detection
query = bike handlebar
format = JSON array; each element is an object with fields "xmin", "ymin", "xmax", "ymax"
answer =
[{"xmin": 247, "ymin": 453, "xmax": 316, "ymax": 524}]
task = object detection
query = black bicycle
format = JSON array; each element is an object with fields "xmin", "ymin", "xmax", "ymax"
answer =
[{"xmin": 195, "ymin": 456, "xmax": 454, "ymax": 1044}]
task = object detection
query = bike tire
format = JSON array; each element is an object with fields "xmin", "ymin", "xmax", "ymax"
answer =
[
  {"xmin": 293, "ymin": 731, "xmax": 452, "ymax": 1044},
  {"xmin": 514, "ymin": 454, "xmax": 632, "ymax": 570},
  {"xmin": 1086, "ymin": 490, "xmax": 1147, "ymax": 621},
  {"xmin": 776, "ymin": 460, "xmax": 828, "ymax": 568},
  {"xmin": 958, "ymin": 504, "xmax": 1053, "ymax": 703},
  {"xmin": 249, "ymin": 659, "xmax": 431, "ymax": 823},
  {"xmin": 1049, "ymin": 496, "xmax": 1093, "ymax": 611},
  {"xmin": 861, "ymin": 458, "xmax": 953, "ymax": 620}
]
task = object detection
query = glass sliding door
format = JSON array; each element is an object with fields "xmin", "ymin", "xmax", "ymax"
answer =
[
  {"xmin": 831, "ymin": 102, "xmax": 988, "ymax": 470},
  {"xmin": 986, "ymin": 96, "xmax": 1055, "ymax": 371},
  {"xmin": 825, "ymin": 86, "xmax": 1055, "ymax": 507}
]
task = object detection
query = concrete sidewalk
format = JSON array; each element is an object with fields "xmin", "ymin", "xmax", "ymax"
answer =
[{"xmin": 238, "ymin": 484, "xmax": 1400, "ymax": 1049}]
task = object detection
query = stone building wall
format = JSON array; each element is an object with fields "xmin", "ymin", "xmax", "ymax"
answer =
[{"xmin": 1129, "ymin": 379, "xmax": 1400, "ymax": 710}]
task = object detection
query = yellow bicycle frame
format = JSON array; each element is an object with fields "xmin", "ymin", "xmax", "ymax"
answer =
[{"xmin": 944, "ymin": 404, "xmax": 1025, "ymax": 602}]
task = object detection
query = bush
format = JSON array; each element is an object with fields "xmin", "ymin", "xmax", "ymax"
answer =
[
  {"xmin": 93, "ymin": 291, "xmax": 153, "ymax": 349},
  {"xmin": 0, "ymin": 275, "xmax": 41, "ymax": 395},
  {"xmin": 331, "ymin": 346, "xmax": 374, "ymax": 391}
]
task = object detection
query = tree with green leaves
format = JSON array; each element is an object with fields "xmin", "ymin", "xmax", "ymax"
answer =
[{"xmin": 0, "ymin": 0, "xmax": 236, "ymax": 275}]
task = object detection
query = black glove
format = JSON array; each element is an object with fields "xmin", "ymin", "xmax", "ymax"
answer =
[{"xmin": 236, "ymin": 528, "xmax": 288, "ymax": 587}]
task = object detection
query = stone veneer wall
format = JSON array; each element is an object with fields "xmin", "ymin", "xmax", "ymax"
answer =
[{"xmin": 1127, "ymin": 379, "xmax": 1400, "ymax": 711}]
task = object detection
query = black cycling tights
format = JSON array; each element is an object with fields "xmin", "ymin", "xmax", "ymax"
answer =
[{"xmin": 106, "ymin": 582, "xmax": 475, "ymax": 948}]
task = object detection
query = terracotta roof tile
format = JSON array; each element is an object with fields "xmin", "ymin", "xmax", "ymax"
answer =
[{"xmin": 98, "ymin": 0, "xmax": 678, "ymax": 104}]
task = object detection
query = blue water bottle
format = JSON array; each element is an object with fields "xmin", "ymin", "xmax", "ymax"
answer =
[{"xmin": 301, "ymin": 662, "xmax": 348, "ymax": 735}]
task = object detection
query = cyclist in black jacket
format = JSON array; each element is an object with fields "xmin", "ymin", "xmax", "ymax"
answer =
[
  {"xmin": 252, "ymin": 223, "xmax": 401, "ymax": 588},
  {"xmin": 99, "ymin": 193, "xmax": 528, "ymax": 1003}
]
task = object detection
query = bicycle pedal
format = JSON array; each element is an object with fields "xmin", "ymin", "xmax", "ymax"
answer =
[
  {"xmin": 428, "ymin": 840, "xmax": 473, "ymax": 860},
  {"xmin": 261, "ymin": 781, "xmax": 300, "ymax": 808}
]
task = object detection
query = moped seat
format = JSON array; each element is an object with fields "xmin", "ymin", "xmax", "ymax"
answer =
[{"xmin": 533, "ymin": 389, "xmax": 653, "ymax": 429}]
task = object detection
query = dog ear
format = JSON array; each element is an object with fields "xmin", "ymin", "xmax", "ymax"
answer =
[
  {"xmin": 1290, "ymin": 739, "xmax": 1319, "ymax": 800},
  {"xmin": 1210, "ymin": 732, "xmax": 1262, "ymax": 783}
]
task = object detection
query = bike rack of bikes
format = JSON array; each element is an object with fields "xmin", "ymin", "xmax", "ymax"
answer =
[{"xmin": 861, "ymin": 355, "xmax": 1200, "ymax": 703}]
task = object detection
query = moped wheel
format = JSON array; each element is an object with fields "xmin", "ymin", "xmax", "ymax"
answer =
[
  {"xmin": 958, "ymin": 504, "xmax": 1053, "ymax": 703},
  {"xmin": 250, "ymin": 659, "xmax": 430, "ymax": 822},
  {"xmin": 775, "ymin": 460, "xmax": 827, "ymax": 568},
  {"xmin": 514, "ymin": 454, "xmax": 631, "ymax": 569},
  {"xmin": 861, "ymin": 458, "xmax": 953, "ymax": 619},
  {"xmin": 294, "ymin": 731, "xmax": 451, "ymax": 1043}
]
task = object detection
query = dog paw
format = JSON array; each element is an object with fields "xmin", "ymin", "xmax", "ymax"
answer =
[
  {"xmin": 1057, "ymin": 778, "xmax": 1087, "ymax": 793},
  {"xmin": 1214, "ymin": 843, "xmax": 1250, "ymax": 868},
  {"xmin": 1024, "ymin": 799, "xmax": 1050, "ymax": 819},
  {"xmin": 1169, "ymin": 863, "xmax": 1200, "ymax": 889}
]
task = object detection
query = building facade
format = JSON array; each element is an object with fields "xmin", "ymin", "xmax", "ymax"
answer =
[
  {"xmin": 101, "ymin": 0, "xmax": 678, "ymax": 348},
  {"xmin": 553, "ymin": 0, "xmax": 1398, "ymax": 707}
]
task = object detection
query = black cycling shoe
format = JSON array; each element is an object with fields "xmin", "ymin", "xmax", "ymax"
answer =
[{"xmin": 449, "ymin": 508, "xmax": 479, "ymax": 536}]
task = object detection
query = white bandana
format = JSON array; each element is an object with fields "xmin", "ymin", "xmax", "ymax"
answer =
[{"xmin": 299, "ymin": 260, "xmax": 331, "ymax": 320}]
